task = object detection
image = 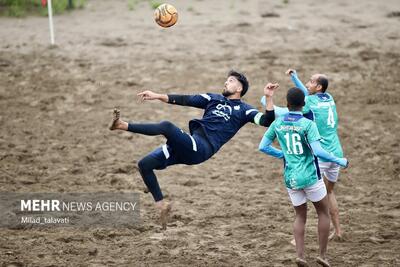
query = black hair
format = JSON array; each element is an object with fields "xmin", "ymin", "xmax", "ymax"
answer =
[
  {"xmin": 287, "ymin": 87, "xmax": 305, "ymax": 110},
  {"xmin": 228, "ymin": 70, "xmax": 249, "ymax": 97},
  {"xmin": 317, "ymin": 76, "xmax": 329, "ymax": 92}
]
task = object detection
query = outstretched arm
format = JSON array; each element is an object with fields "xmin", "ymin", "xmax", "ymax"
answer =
[
  {"xmin": 310, "ymin": 141, "xmax": 348, "ymax": 168},
  {"xmin": 137, "ymin": 90, "xmax": 209, "ymax": 109},
  {"xmin": 286, "ymin": 69, "xmax": 308, "ymax": 96},
  {"xmin": 138, "ymin": 90, "xmax": 169, "ymax": 102}
]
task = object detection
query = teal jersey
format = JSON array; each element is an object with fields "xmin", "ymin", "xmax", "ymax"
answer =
[
  {"xmin": 264, "ymin": 112, "xmax": 322, "ymax": 190},
  {"xmin": 303, "ymin": 93, "xmax": 343, "ymax": 161}
]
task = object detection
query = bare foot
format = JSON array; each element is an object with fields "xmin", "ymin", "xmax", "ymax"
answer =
[
  {"xmin": 295, "ymin": 257, "xmax": 309, "ymax": 267},
  {"xmin": 109, "ymin": 108, "xmax": 121, "ymax": 130},
  {"xmin": 316, "ymin": 256, "xmax": 330, "ymax": 267},
  {"xmin": 159, "ymin": 202, "xmax": 171, "ymax": 230},
  {"xmin": 329, "ymin": 231, "xmax": 344, "ymax": 242}
]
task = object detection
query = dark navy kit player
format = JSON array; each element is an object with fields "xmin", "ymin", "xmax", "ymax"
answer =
[{"xmin": 109, "ymin": 70, "xmax": 278, "ymax": 229}]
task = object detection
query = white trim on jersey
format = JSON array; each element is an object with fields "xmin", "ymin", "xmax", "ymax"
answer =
[
  {"xmin": 200, "ymin": 94, "xmax": 211, "ymax": 101},
  {"xmin": 246, "ymin": 109, "xmax": 258, "ymax": 115},
  {"xmin": 254, "ymin": 112, "xmax": 263, "ymax": 125},
  {"xmin": 188, "ymin": 135, "xmax": 198, "ymax": 151},
  {"xmin": 162, "ymin": 144, "xmax": 170, "ymax": 159}
]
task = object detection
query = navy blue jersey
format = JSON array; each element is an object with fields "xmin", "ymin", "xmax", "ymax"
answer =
[{"xmin": 183, "ymin": 93, "xmax": 260, "ymax": 153}]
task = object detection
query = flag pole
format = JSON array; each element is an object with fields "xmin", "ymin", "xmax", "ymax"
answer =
[{"xmin": 47, "ymin": 0, "xmax": 55, "ymax": 45}]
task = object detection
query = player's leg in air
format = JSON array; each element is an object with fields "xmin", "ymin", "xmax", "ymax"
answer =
[
  {"xmin": 109, "ymin": 109, "xmax": 213, "ymax": 229},
  {"xmin": 319, "ymin": 162, "xmax": 342, "ymax": 240},
  {"xmin": 108, "ymin": 71, "xmax": 278, "ymax": 230}
]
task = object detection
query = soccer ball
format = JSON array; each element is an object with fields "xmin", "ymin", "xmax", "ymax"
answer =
[{"xmin": 154, "ymin": 3, "xmax": 178, "ymax": 28}]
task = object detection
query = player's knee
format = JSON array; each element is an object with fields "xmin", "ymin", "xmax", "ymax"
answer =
[
  {"xmin": 138, "ymin": 155, "xmax": 163, "ymax": 173},
  {"xmin": 138, "ymin": 157, "xmax": 152, "ymax": 173},
  {"xmin": 137, "ymin": 158, "xmax": 146, "ymax": 173},
  {"xmin": 295, "ymin": 214, "xmax": 307, "ymax": 224},
  {"xmin": 159, "ymin": 120, "xmax": 174, "ymax": 130}
]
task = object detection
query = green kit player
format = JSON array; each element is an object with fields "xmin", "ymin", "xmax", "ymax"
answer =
[
  {"xmin": 259, "ymin": 87, "xmax": 348, "ymax": 267},
  {"xmin": 261, "ymin": 69, "xmax": 345, "ymax": 240}
]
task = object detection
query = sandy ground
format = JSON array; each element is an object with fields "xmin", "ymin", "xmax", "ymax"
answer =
[{"xmin": 1, "ymin": 0, "xmax": 400, "ymax": 266}]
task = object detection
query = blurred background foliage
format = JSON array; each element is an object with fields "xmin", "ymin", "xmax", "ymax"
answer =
[{"xmin": 0, "ymin": 0, "xmax": 86, "ymax": 17}]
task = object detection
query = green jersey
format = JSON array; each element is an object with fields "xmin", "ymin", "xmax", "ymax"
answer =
[
  {"xmin": 304, "ymin": 93, "xmax": 343, "ymax": 161},
  {"xmin": 265, "ymin": 112, "xmax": 321, "ymax": 190}
]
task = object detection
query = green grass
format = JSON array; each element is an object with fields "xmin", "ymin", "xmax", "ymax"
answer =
[
  {"xmin": 148, "ymin": 0, "xmax": 162, "ymax": 10},
  {"xmin": 0, "ymin": 0, "xmax": 87, "ymax": 17},
  {"xmin": 127, "ymin": 1, "xmax": 176, "ymax": 12}
]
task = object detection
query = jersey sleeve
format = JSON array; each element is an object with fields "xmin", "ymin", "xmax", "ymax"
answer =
[
  {"xmin": 245, "ymin": 105, "xmax": 261, "ymax": 123},
  {"xmin": 245, "ymin": 104, "xmax": 275, "ymax": 127},
  {"xmin": 264, "ymin": 121, "xmax": 277, "ymax": 141},
  {"xmin": 303, "ymin": 96, "xmax": 311, "ymax": 114},
  {"xmin": 168, "ymin": 93, "xmax": 211, "ymax": 109},
  {"xmin": 306, "ymin": 121, "xmax": 321, "ymax": 143},
  {"xmin": 291, "ymin": 72, "xmax": 309, "ymax": 96},
  {"xmin": 259, "ymin": 125, "xmax": 284, "ymax": 159},
  {"xmin": 310, "ymin": 141, "xmax": 348, "ymax": 167}
]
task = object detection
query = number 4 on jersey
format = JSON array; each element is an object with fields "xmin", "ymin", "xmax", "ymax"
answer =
[{"xmin": 327, "ymin": 106, "xmax": 335, "ymax": 128}]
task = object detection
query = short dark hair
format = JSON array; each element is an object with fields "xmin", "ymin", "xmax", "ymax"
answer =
[
  {"xmin": 287, "ymin": 87, "xmax": 305, "ymax": 110},
  {"xmin": 228, "ymin": 70, "xmax": 249, "ymax": 97},
  {"xmin": 317, "ymin": 76, "xmax": 329, "ymax": 92}
]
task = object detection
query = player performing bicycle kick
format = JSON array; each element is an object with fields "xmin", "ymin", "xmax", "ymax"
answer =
[{"xmin": 109, "ymin": 70, "xmax": 278, "ymax": 229}]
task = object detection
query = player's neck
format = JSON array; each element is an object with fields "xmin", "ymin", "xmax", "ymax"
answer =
[
  {"xmin": 227, "ymin": 95, "xmax": 240, "ymax": 100},
  {"xmin": 288, "ymin": 106, "xmax": 303, "ymax": 113},
  {"xmin": 308, "ymin": 89, "xmax": 323, "ymax": 95}
]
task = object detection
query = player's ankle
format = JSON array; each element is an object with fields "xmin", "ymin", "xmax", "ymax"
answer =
[
  {"xmin": 117, "ymin": 120, "xmax": 128, "ymax": 130},
  {"xmin": 297, "ymin": 253, "xmax": 305, "ymax": 259},
  {"xmin": 319, "ymin": 253, "xmax": 327, "ymax": 259},
  {"xmin": 155, "ymin": 200, "xmax": 166, "ymax": 210}
]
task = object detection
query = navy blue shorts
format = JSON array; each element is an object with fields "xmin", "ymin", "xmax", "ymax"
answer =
[{"xmin": 146, "ymin": 130, "xmax": 214, "ymax": 170}]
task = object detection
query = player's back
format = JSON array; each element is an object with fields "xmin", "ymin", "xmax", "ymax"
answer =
[
  {"xmin": 273, "ymin": 113, "xmax": 321, "ymax": 190},
  {"xmin": 304, "ymin": 93, "xmax": 343, "ymax": 160}
]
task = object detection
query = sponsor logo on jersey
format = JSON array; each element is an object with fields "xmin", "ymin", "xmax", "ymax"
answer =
[
  {"xmin": 277, "ymin": 125, "xmax": 303, "ymax": 132},
  {"xmin": 212, "ymin": 103, "xmax": 232, "ymax": 121}
]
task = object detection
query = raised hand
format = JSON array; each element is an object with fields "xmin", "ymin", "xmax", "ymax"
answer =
[
  {"xmin": 285, "ymin": 69, "xmax": 296, "ymax": 76},
  {"xmin": 264, "ymin": 82, "xmax": 279, "ymax": 98}
]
